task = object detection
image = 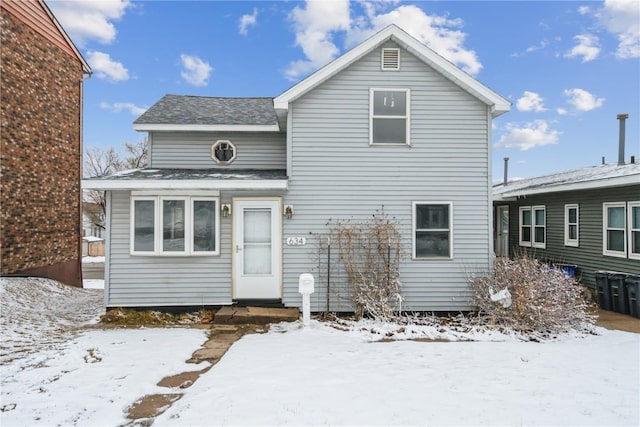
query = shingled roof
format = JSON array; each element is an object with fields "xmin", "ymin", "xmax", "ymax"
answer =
[{"xmin": 134, "ymin": 94, "xmax": 277, "ymax": 126}]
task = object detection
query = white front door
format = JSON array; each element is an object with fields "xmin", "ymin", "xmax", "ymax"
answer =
[
  {"xmin": 233, "ymin": 199, "xmax": 282, "ymax": 299},
  {"xmin": 496, "ymin": 205, "xmax": 509, "ymax": 257}
]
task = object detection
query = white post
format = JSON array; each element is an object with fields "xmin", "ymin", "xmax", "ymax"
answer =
[{"xmin": 298, "ymin": 273, "xmax": 315, "ymax": 327}]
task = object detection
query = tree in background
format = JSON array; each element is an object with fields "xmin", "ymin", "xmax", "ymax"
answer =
[{"xmin": 83, "ymin": 139, "xmax": 148, "ymax": 228}]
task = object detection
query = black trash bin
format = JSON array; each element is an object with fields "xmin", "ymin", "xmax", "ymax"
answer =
[
  {"xmin": 596, "ymin": 272, "xmax": 610, "ymax": 310},
  {"xmin": 624, "ymin": 275, "xmax": 640, "ymax": 319},
  {"xmin": 608, "ymin": 273, "xmax": 629, "ymax": 315}
]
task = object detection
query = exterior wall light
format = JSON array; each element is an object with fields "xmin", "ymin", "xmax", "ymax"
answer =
[
  {"xmin": 221, "ymin": 204, "xmax": 231, "ymax": 218},
  {"xmin": 284, "ymin": 205, "xmax": 293, "ymax": 219}
]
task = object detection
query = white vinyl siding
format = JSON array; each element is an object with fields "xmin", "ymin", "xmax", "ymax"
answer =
[
  {"xmin": 413, "ymin": 202, "xmax": 453, "ymax": 259},
  {"xmin": 369, "ymin": 88, "xmax": 410, "ymax": 145},
  {"xmin": 519, "ymin": 206, "xmax": 545, "ymax": 249},
  {"xmin": 603, "ymin": 202, "xmax": 627, "ymax": 258},
  {"xmin": 630, "ymin": 201, "xmax": 640, "ymax": 260},
  {"xmin": 564, "ymin": 204, "xmax": 579, "ymax": 247},
  {"xmin": 130, "ymin": 195, "xmax": 219, "ymax": 256}
]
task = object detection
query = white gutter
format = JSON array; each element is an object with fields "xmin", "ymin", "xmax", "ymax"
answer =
[{"xmin": 133, "ymin": 124, "xmax": 281, "ymax": 132}]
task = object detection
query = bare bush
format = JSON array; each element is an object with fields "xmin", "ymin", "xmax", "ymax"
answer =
[
  {"xmin": 329, "ymin": 209, "xmax": 403, "ymax": 320},
  {"xmin": 469, "ymin": 256, "xmax": 595, "ymax": 333}
]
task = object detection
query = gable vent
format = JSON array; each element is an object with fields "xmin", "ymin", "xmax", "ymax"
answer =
[{"xmin": 381, "ymin": 48, "xmax": 400, "ymax": 70}]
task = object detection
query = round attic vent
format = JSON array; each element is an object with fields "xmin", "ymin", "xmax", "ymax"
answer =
[{"xmin": 211, "ymin": 140, "xmax": 236, "ymax": 165}]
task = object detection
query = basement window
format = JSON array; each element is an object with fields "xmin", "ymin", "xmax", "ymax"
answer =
[{"xmin": 212, "ymin": 140, "xmax": 236, "ymax": 165}]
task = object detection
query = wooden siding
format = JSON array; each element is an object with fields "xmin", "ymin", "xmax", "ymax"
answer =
[
  {"xmin": 282, "ymin": 41, "xmax": 492, "ymax": 311},
  {"xmin": 106, "ymin": 191, "xmax": 233, "ymax": 307},
  {"xmin": 499, "ymin": 184, "xmax": 640, "ymax": 288},
  {"xmin": 2, "ymin": 0, "xmax": 76, "ymax": 59},
  {"xmin": 150, "ymin": 132, "xmax": 286, "ymax": 169}
]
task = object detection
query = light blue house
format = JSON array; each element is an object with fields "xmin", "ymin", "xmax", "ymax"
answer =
[{"xmin": 83, "ymin": 25, "xmax": 510, "ymax": 311}]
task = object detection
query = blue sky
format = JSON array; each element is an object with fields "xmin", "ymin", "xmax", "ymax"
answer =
[{"xmin": 48, "ymin": 0, "xmax": 640, "ymax": 181}]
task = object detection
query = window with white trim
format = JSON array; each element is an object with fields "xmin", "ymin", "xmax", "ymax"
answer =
[
  {"xmin": 603, "ymin": 202, "xmax": 626, "ymax": 258},
  {"xmin": 131, "ymin": 196, "xmax": 219, "ymax": 256},
  {"xmin": 629, "ymin": 201, "xmax": 640, "ymax": 260},
  {"xmin": 370, "ymin": 88, "xmax": 410, "ymax": 145},
  {"xmin": 564, "ymin": 204, "xmax": 579, "ymax": 247},
  {"xmin": 211, "ymin": 140, "xmax": 236, "ymax": 164},
  {"xmin": 413, "ymin": 202, "xmax": 452, "ymax": 259},
  {"xmin": 519, "ymin": 206, "xmax": 545, "ymax": 248}
]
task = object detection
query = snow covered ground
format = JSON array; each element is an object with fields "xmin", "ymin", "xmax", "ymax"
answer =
[{"xmin": 1, "ymin": 277, "xmax": 638, "ymax": 426}]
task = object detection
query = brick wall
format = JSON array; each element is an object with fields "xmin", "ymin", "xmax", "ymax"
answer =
[{"xmin": 1, "ymin": 9, "xmax": 83, "ymax": 286}]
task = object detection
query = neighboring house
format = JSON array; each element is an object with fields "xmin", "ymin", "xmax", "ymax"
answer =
[
  {"xmin": 83, "ymin": 25, "xmax": 510, "ymax": 311},
  {"xmin": 83, "ymin": 202, "xmax": 105, "ymax": 239},
  {"xmin": 493, "ymin": 162, "xmax": 640, "ymax": 288},
  {"xmin": 1, "ymin": 0, "xmax": 91, "ymax": 286}
]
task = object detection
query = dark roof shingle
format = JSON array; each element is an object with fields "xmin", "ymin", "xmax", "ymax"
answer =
[{"xmin": 134, "ymin": 94, "xmax": 277, "ymax": 126}]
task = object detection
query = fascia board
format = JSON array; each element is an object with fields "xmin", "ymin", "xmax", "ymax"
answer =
[
  {"xmin": 132, "ymin": 124, "xmax": 281, "ymax": 132},
  {"xmin": 274, "ymin": 25, "xmax": 510, "ymax": 116},
  {"xmin": 82, "ymin": 179, "xmax": 289, "ymax": 191},
  {"xmin": 494, "ymin": 175, "xmax": 640, "ymax": 199}
]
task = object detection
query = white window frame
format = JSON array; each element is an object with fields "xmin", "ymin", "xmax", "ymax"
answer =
[
  {"xmin": 627, "ymin": 201, "xmax": 640, "ymax": 260},
  {"xmin": 130, "ymin": 195, "xmax": 220, "ymax": 256},
  {"xmin": 412, "ymin": 201, "xmax": 453, "ymax": 260},
  {"xmin": 211, "ymin": 140, "xmax": 236, "ymax": 165},
  {"xmin": 564, "ymin": 204, "xmax": 579, "ymax": 247},
  {"xmin": 369, "ymin": 88, "xmax": 410, "ymax": 146},
  {"xmin": 518, "ymin": 206, "xmax": 532, "ymax": 247},
  {"xmin": 603, "ymin": 202, "xmax": 627, "ymax": 258},
  {"xmin": 519, "ymin": 205, "xmax": 546, "ymax": 249}
]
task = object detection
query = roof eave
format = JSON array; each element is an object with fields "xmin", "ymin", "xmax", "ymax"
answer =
[
  {"xmin": 274, "ymin": 25, "xmax": 510, "ymax": 115},
  {"xmin": 82, "ymin": 179, "xmax": 289, "ymax": 191},
  {"xmin": 493, "ymin": 174, "xmax": 640, "ymax": 199},
  {"xmin": 133, "ymin": 124, "xmax": 281, "ymax": 132}
]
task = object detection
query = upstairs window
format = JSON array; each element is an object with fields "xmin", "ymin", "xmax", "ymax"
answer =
[
  {"xmin": 603, "ymin": 202, "xmax": 626, "ymax": 258},
  {"xmin": 564, "ymin": 204, "xmax": 579, "ymax": 247},
  {"xmin": 370, "ymin": 88, "xmax": 410, "ymax": 145},
  {"xmin": 211, "ymin": 140, "xmax": 236, "ymax": 164}
]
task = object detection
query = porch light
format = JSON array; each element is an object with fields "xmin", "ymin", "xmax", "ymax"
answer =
[
  {"xmin": 284, "ymin": 205, "xmax": 293, "ymax": 219},
  {"xmin": 221, "ymin": 204, "xmax": 231, "ymax": 217}
]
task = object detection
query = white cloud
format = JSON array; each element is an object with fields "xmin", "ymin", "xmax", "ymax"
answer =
[
  {"xmin": 578, "ymin": 6, "xmax": 591, "ymax": 15},
  {"xmin": 48, "ymin": 0, "xmax": 132, "ymax": 46},
  {"xmin": 99, "ymin": 102, "xmax": 146, "ymax": 116},
  {"xmin": 180, "ymin": 54, "xmax": 213, "ymax": 86},
  {"xmin": 565, "ymin": 34, "xmax": 601, "ymax": 62},
  {"xmin": 86, "ymin": 51, "xmax": 129, "ymax": 81},
  {"xmin": 347, "ymin": 4, "xmax": 483, "ymax": 75},
  {"xmin": 516, "ymin": 91, "xmax": 546, "ymax": 112},
  {"xmin": 285, "ymin": 0, "xmax": 351, "ymax": 80},
  {"xmin": 495, "ymin": 120, "xmax": 561, "ymax": 151},
  {"xmin": 511, "ymin": 40, "xmax": 549, "ymax": 58},
  {"xmin": 563, "ymin": 88, "xmax": 605, "ymax": 111},
  {"xmin": 556, "ymin": 107, "xmax": 568, "ymax": 115},
  {"xmin": 239, "ymin": 8, "xmax": 258, "ymax": 35},
  {"xmin": 285, "ymin": 1, "xmax": 482, "ymax": 80},
  {"xmin": 595, "ymin": 0, "xmax": 640, "ymax": 58}
]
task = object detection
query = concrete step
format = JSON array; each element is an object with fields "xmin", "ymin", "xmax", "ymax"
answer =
[{"xmin": 214, "ymin": 306, "xmax": 299, "ymax": 325}]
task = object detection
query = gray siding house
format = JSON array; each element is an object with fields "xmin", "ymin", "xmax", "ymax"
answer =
[
  {"xmin": 84, "ymin": 25, "xmax": 510, "ymax": 311},
  {"xmin": 493, "ymin": 162, "xmax": 640, "ymax": 288}
]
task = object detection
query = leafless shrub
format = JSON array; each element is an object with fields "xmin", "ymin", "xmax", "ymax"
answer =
[
  {"xmin": 328, "ymin": 209, "xmax": 403, "ymax": 320},
  {"xmin": 468, "ymin": 255, "xmax": 596, "ymax": 333}
]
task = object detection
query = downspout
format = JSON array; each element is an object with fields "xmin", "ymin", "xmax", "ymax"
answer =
[
  {"xmin": 503, "ymin": 157, "xmax": 509, "ymax": 186},
  {"xmin": 78, "ymin": 71, "xmax": 92, "ymax": 286},
  {"xmin": 617, "ymin": 113, "xmax": 628, "ymax": 165}
]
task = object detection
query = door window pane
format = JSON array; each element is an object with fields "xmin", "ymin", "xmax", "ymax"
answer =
[
  {"xmin": 193, "ymin": 200, "xmax": 216, "ymax": 252},
  {"xmin": 163, "ymin": 200, "xmax": 185, "ymax": 252},
  {"xmin": 134, "ymin": 200, "xmax": 155, "ymax": 252},
  {"xmin": 244, "ymin": 209, "xmax": 272, "ymax": 274}
]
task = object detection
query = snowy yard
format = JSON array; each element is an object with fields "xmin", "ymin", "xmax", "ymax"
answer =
[{"xmin": 1, "ymin": 278, "xmax": 638, "ymax": 426}]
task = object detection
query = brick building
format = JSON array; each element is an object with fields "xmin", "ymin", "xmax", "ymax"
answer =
[{"xmin": 1, "ymin": 0, "xmax": 91, "ymax": 286}]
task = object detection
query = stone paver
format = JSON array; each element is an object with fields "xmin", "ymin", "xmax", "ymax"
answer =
[{"xmin": 214, "ymin": 306, "xmax": 299, "ymax": 324}]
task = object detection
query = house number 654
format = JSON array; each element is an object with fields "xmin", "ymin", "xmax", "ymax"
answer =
[{"xmin": 286, "ymin": 237, "xmax": 306, "ymax": 246}]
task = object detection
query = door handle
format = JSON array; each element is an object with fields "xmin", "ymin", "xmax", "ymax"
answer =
[{"xmin": 236, "ymin": 245, "xmax": 242, "ymax": 253}]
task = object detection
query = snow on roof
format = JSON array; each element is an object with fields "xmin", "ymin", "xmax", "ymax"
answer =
[{"xmin": 493, "ymin": 162, "xmax": 640, "ymax": 200}]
